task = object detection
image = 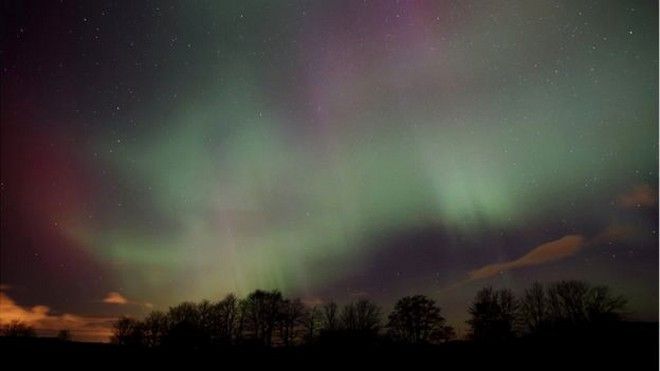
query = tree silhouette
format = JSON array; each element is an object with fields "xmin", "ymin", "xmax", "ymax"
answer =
[
  {"xmin": 585, "ymin": 285, "xmax": 626, "ymax": 323},
  {"xmin": 197, "ymin": 300, "xmax": 215, "ymax": 334},
  {"xmin": 278, "ymin": 298, "xmax": 306, "ymax": 346},
  {"xmin": 467, "ymin": 287, "xmax": 517, "ymax": 342},
  {"xmin": 142, "ymin": 311, "xmax": 168, "ymax": 348},
  {"xmin": 519, "ymin": 280, "xmax": 627, "ymax": 335},
  {"xmin": 302, "ymin": 305, "xmax": 322, "ymax": 342},
  {"xmin": 164, "ymin": 302, "xmax": 209, "ymax": 348},
  {"xmin": 387, "ymin": 295, "xmax": 450, "ymax": 344},
  {"xmin": 241, "ymin": 290, "xmax": 283, "ymax": 346},
  {"xmin": 212, "ymin": 294, "xmax": 241, "ymax": 345},
  {"xmin": 520, "ymin": 282, "xmax": 548, "ymax": 334},
  {"xmin": 167, "ymin": 302, "xmax": 200, "ymax": 324},
  {"xmin": 321, "ymin": 301, "xmax": 339, "ymax": 331},
  {"xmin": 111, "ymin": 317, "xmax": 144, "ymax": 346},
  {"xmin": 57, "ymin": 329, "xmax": 71, "ymax": 341},
  {"xmin": 105, "ymin": 281, "xmax": 629, "ymax": 349},
  {"xmin": 340, "ymin": 299, "xmax": 381, "ymax": 335},
  {"xmin": 547, "ymin": 280, "xmax": 589, "ymax": 325},
  {"xmin": 435, "ymin": 325, "xmax": 456, "ymax": 342},
  {"xmin": 1, "ymin": 320, "xmax": 36, "ymax": 337}
]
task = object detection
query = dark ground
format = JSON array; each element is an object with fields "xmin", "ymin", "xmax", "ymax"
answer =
[{"xmin": 1, "ymin": 321, "xmax": 657, "ymax": 369}]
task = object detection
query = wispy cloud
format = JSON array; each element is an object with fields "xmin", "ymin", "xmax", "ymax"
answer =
[
  {"xmin": 0, "ymin": 291, "xmax": 114, "ymax": 342},
  {"xmin": 590, "ymin": 224, "xmax": 637, "ymax": 245},
  {"xmin": 467, "ymin": 235, "xmax": 586, "ymax": 281},
  {"xmin": 617, "ymin": 183, "xmax": 657, "ymax": 208},
  {"xmin": 101, "ymin": 291, "xmax": 153, "ymax": 309},
  {"xmin": 102, "ymin": 292, "xmax": 128, "ymax": 305},
  {"xmin": 463, "ymin": 222, "xmax": 639, "ymax": 284},
  {"xmin": 349, "ymin": 291, "xmax": 370, "ymax": 298},
  {"xmin": 301, "ymin": 297, "xmax": 325, "ymax": 307}
]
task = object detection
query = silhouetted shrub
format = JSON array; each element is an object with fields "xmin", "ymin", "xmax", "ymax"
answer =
[
  {"xmin": 57, "ymin": 329, "xmax": 71, "ymax": 341},
  {"xmin": 1, "ymin": 321, "xmax": 36, "ymax": 337}
]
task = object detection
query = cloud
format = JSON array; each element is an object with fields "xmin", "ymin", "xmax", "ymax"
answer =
[
  {"xmin": 102, "ymin": 292, "xmax": 153, "ymax": 310},
  {"xmin": 465, "ymin": 223, "xmax": 640, "ymax": 283},
  {"xmin": 102, "ymin": 292, "xmax": 128, "ymax": 305},
  {"xmin": 0, "ymin": 291, "xmax": 115, "ymax": 342},
  {"xmin": 349, "ymin": 291, "xmax": 370, "ymax": 298},
  {"xmin": 617, "ymin": 184, "xmax": 657, "ymax": 208},
  {"xmin": 590, "ymin": 224, "xmax": 637, "ymax": 245},
  {"xmin": 468, "ymin": 235, "xmax": 586, "ymax": 281},
  {"xmin": 301, "ymin": 297, "xmax": 325, "ymax": 307}
]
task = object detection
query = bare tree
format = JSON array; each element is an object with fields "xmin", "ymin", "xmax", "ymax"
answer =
[
  {"xmin": 111, "ymin": 317, "xmax": 144, "ymax": 346},
  {"xmin": 438, "ymin": 325, "xmax": 456, "ymax": 342},
  {"xmin": 519, "ymin": 280, "xmax": 626, "ymax": 336},
  {"xmin": 585, "ymin": 285, "xmax": 626, "ymax": 322},
  {"xmin": 242, "ymin": 290, "xmax": 283, "ymax": 346},
  {"xmin": 546, "ymin": 280, "xmax": 626, "ymax": 330},
  {"xmin": 167, "ymin": 302, "xmax": 201, "ymax": 326},
  {"xmin": 213, "ymin": 294, "xmax": 241, "ymax": 345},
  {"xmin": 520, "ymin": 282, "xmax": 548, "ymax": 334},
  {"xmin": 278, "ymin": 298, "xmax": 306, "ymax": 346},
  {"xmin": 165, "ymin": 302, "xmax": 208, "ymax": 348},
  {"xmin": 341, "ymin": 299, "xmax": 381, "ymax": 334},
  {"xmin": 302, "ymin": 305, "xmax": 322, "ymax": 343},
  {"xmin": 321, "ymin": 301, "xmax": 339, "ymax": 331},
  {"xmin": 387, "ymin": 295, "xmax": 449, "ymax": 344},
  {"xmin": 143, "ymin": 311, "xmax": 168, "ymax": 347},
  {"xmin": 547, "ymin": 281, "xmax": 589, "ymax": 325},
  {"xmin": 197, "ymin": 300, "xmax": 216, "ymax": 338},
  {"xmin": 467, "ymin": 287, "xmax": 518, "ymax": 342}
]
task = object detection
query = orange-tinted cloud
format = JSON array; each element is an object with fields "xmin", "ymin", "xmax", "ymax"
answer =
[
  {"xmin": 468, "ymin": 235, "xmax": 586, "ymax": 281},
  {"xmin": 590, "ymin": 224, "xmax": 637, "ymax": 245},
  {"xmin": 102, "ymin": 292, "xmax": 128, "ymax": 305},
  {"xmin": 466, "ymin": 222, "xmax": 641, "ymax": 283},
  {"xmin": 617, "ymin": 184, "xmax": 658, "ymax": 208},
  {"xmin": 101, "ymin": 292, "xmax": 153, "ymax": 310},
  {"xmin": 301, "ymin": 297, "xmax": 325, "ymax": 307},
  {"xmin": 0, "ymin": 292, "xmax": 114, "ymax": 342}
]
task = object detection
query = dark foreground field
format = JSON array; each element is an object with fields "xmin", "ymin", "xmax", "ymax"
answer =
[{"xmin": 2, "ymin": 322, "xmax": 657, "ymax": 370}]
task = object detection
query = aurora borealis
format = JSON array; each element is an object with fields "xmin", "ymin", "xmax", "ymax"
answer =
[{"xmin": 1, "ymin": 1, "xmax": 658, "ymax": 341}]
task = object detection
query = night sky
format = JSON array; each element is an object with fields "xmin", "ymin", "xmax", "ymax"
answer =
[{"xmin": 1, "ymin": 0, "xmax": 658, "ymax": 341}]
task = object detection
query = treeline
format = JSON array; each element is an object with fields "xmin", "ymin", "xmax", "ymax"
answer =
[
  {"xmin": 468, "ymin": 280, "xmax": 626, "ymax": 342},
  {"xmin": 0, "ymin": 321, "xmax": 37, "ymax": 338},
  {"xmin": 111, "ymin": 291, "xmax": 451, "ymax": 348},
  {"xmin": 0, "ymin": 280, "xmax": 627, "ymax": 347},
  {"xmin": 107, "ymin": 280, "xmax": 626, "ymax": 349}
]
